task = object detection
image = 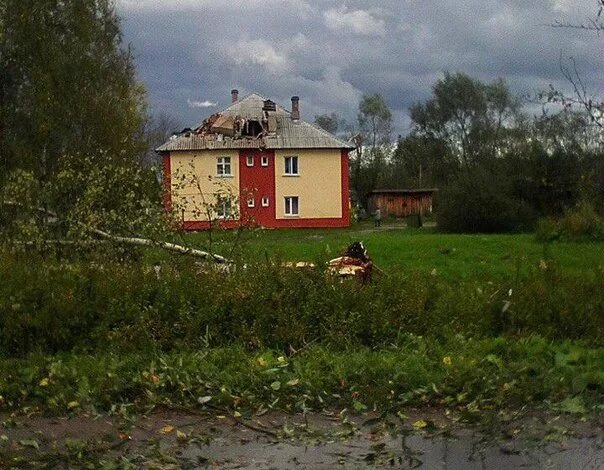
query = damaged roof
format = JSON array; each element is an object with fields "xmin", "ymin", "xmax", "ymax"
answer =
[{"xmin": 156, "ymin": 93, "xmax": 355, "ymax": 152}]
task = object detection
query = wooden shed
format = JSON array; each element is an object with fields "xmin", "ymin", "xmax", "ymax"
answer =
[{"xmin": 369, "ymin": 189, "xmax": 437, "ymax": 218}]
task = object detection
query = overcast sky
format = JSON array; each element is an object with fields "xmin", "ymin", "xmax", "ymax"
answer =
[{"xmin": 117, "ymin": 0, "xmax": 602, "ymax": 135}]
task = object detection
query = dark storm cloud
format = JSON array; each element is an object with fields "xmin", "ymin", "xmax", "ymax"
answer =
[{"xmin": 118, "ymin": 0, "xmax": 602, "ymax": 134}]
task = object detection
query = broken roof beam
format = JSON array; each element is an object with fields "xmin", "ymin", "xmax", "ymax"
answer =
[{"xmin": 210, "ymin": 114, "xmax": 236, "ymax": 137}]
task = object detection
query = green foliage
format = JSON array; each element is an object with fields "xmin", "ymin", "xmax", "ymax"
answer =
[
  {"xmin": 0, "ymin": 0, "xmax": 164, "ymax": 250},
  {"xmin": 437, "ymin": 165, "xmax": 536, "ymax": 233},
  {"xmin": 384, "ymin": 135, "xmax": 458, "ymax": 190},
  {"xmin": 536, "ymin": 201, "xmax": 604, "ymax": 242},
  {"xmin": 0, "ymin": 0, "xmax": 147, "ymax": 176},
  {"xmin": 351, "ymin": 93, "xmax": 393, "ymax": 206},
  {"xmin": 410, "ymin": 73, "xmax": 520, "ymax": 164},
  {"xmin": 0, "ymin": 252, "xmax": 602, "ymax": 359},
  {"xmin": 402, "ymin": 73, "xmax": 603, "ymax": 232},
  {"xmin": 313, "ymin": 112, "xmax": 339, "ymax": 134},
  {"xmin": 0, "ymin": 338, "xmax": 601, "ymax": 415},
  {"xmin": 358, "ymin": 93, "xmax": 393, "ymax": 148}
]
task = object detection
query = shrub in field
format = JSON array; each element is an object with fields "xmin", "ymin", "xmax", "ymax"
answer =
[
  {"xmin": 536, "ymin": 201, "xmax": 604, "ymax": 242},
  {"xmin": 535, "ymin": 217, "xmax": 560, "ymax": 242},
  {"xmin": 437, "ymin": 166, "xmax": 536, "ymax": 233}
]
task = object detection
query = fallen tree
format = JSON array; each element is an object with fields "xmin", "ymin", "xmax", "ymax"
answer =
[{"xmin": 2, "ymin": 200, "xmax": 231, "ymax": 264}]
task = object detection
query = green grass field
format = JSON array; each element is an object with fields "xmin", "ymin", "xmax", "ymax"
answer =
[{"xmin": 181, "ymin": 223, "xmax": 604, "ymax": 280}]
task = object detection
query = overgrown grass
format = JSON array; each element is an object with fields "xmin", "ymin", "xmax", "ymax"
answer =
[
  {"xmin": 0, "ymin": 245, "xmax": 602, "ymax": 418},
  {"xmin": 536, "ymin": 201, "xmax": 604, "ymax": 243},
  {"xmin": 1, "ymin": 251, "xmax": 603, "ymax": 358}
]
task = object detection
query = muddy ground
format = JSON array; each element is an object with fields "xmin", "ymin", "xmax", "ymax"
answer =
[{"xmin": 0, "ymin": 407, "xmax": 602, "ymax": 468}]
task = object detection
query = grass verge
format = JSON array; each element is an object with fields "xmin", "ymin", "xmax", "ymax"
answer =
[{"xmin": 1, "ymin": 337, "xmax": 602, "ymax": 420}]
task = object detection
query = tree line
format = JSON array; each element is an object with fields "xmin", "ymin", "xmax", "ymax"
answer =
[{"xmin": 316, "ymin": 72, "xmax": 603, "ymax": 232}]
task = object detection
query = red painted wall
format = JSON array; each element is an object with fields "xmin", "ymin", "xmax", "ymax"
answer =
[{"xmin": 239, "ymin": 149, "xmax": 276, "ymax": 227}]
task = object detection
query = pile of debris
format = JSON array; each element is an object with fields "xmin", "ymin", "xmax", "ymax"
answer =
[
  {"xmin": 327, "ymin": 241, "xmax": 373, "ymax": 283},
  {"xmin": 178, "ymin": 97, "xmax": 280, "ymax": 145},
  {"xmin": 284, "ymin": 242, "xmax": 374, "ymax": 283}
]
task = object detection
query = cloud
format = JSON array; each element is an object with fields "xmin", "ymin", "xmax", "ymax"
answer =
[
  {"xmin": 120, "ymin": 0, "xmax": 603, "ymax": 134},
  {"xmin": 119, "ymin": 0, "xmax": 314, "ymax": 16},
  {"xmin": 227, "ymin": 39, "xmax": 289, "ymax": 72},
  {"xmin": 323, "ymin": 5, "xmax": 386, "ymax": 36},
  {"xmin": 187, "ymin": 99, "xmax": 217, "ymax": 108}
]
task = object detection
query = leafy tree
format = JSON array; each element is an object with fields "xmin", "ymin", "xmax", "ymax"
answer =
[
  {"xmin": 142, "ymin": 112, "xmax": 182, "ymax": 167},
  {"xmin": 387, "ymin": 134, "xmax": 458, "ymax": 189},
  {"xmin": 0, "ymin": 0, "xmax": 147, "ymax": 177},
  {"xmin": 0, "ymin": 0, "xmax": 164, "ymax": 249},
  {"xmin": 358, "ymin": 93, "xmax": 392, "ymax": 150},
  {"xmin": 410, "ymin": 73, "xmax": 520, "ymax": 164},
  {"xmin": 351, "ymin": 93, "xmax": 393, "ymax": 207},
  {"xmin": 314, "ymin": 112, "xmax": 339, "ymax": 134},
  {"xmin": 437, "ymin": 163, "xmax": 536, "ymax": 233}
]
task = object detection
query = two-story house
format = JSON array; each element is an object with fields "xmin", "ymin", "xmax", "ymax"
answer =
[{"xmin": 157, "ymin": 90, "xmax": 354, "ymax": 229}]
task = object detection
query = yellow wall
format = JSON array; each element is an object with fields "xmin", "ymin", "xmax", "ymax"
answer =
[
  {"xmin": 274, "ymin": 149, "xmax": 342, "ymax": 219},
  {"xmin": 170, "ymin": 150, "xmax": 240, "ymax": 221}
]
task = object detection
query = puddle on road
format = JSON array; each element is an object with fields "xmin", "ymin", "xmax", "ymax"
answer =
[
  {"xmin": 1, "ymin": 409, "xmax": 602, "ymax": 468},
  {"xmin": 179, "ymin": 424, "xmax": 603, "ymax": 469}
]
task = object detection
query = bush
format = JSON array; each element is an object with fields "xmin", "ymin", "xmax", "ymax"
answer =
[
  {"xmin": 536, "ymin": 201, "xmax": 604, "ymax": 242},
  {"xmin": 535, "ymin": 217, "xmax": 560, "ymax": 242},
  {"xmin": 0, "ymin": 338, "xmax": 602, "ymax": 414},
  {"xmin": 437, "ymin": 166, "xmax": 536, "ymax": 233}
]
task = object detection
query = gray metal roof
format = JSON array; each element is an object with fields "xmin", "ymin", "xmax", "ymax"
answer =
[{"xmin": 157, "ymin": 93, "xmax": 355, "ymax": 152}]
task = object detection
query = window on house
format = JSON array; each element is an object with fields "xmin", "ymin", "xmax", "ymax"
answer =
[
  {"xmin": 246, "ymin": 155, "xmax": 254, "ymax": 167},
  {"xmin": 284, "ymin": 156, "xmax": 298, "ymax": 175},
  {"xmin": 261, "ymin": 156, "xmax": 269, "ymax": 167},
  {"xmin": 247, "ymin": 197, "xmax": 255, "ymax": 208},
  {"xmin": 284, "ymin": 196, "xmax": 299, "ymax": 216},
  {"xmin": 217, "ymin": 156, "xmax": 232, "ymax": 176},
  {"xmin": 215, "ymin": 196, "xmax": 232, "ymax": 219},
  {"xmin": 261, "ymin": 196, "xmax": 269, "ymax": 207}
]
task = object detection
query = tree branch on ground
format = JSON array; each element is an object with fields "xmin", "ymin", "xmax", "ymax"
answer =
[{"xmin": 2, "ymin": 200, "xmax": 231, "ymax": 264}]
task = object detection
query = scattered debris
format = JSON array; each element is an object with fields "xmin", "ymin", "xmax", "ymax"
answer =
[
  {"xmin": 328, "ymin": 242, "xmax": 373, "ymax": 283},
  {"xmin": 283, "ymin": 242, "xmax": 375, "ymax": 282},
  {"xmin": 283, "ymin": 261, "xmax": 316, "ymax": 269}
]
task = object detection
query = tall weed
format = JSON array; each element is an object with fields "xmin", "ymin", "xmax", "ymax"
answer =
[{"xmin": 0, "ymin": 252, "xmax": 602, "ymax": 357}]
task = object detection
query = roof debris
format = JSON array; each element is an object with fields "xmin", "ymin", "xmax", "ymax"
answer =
[
  {"xmin": 328, "ymin": 241, "xmax": 373, "ymax": 284},
  {"xmin": 157, "ymin": 93, "xmax": 355, "ymax": 152}
]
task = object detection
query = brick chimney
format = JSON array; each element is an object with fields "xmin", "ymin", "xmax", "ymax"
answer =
[
  {"xmin": 291, "ymin": 96, "xmax": 300, "ymax": 121},
  {"xmin": 231, "ymin": 89, "xmax": 239, "ymax": 103}
]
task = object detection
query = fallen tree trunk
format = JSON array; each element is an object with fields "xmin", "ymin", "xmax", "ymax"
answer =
[
  {"xmin": 90, "ymin": 227, "xmax": 230, "ymax": 263},
  {"xmin": 2, "ymin": 200, "xmax": 231, "ymax": 264}
]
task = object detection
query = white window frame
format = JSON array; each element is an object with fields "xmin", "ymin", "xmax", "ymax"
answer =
[
  {"xmin": 261, "ymin": 155, "xmax": 269, "ymax": 167},
  {"xmin": 284, "ymin": 156, "xmax": 299, "ymax": 176},
  {"xmin": 215, "ymin": 196, "xmax": 232, "ymax": 219},
  {"xmin": 246, "ymin": 155, "xmax": 254, "ymax": 167},
  {"xmin": 216, "ymin": 156, "xmax": 232, "ymax": 177},
  {"xmin": 247, "ymin": 197, "xmax": 255, "ymax": 208},
  {"xmin": 261, "ymin": 196, "xmax": 269, "ymax": 207},
  {"xmin": 284, "ymin": 196, "xmax": 299, "ymax": 216}
]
